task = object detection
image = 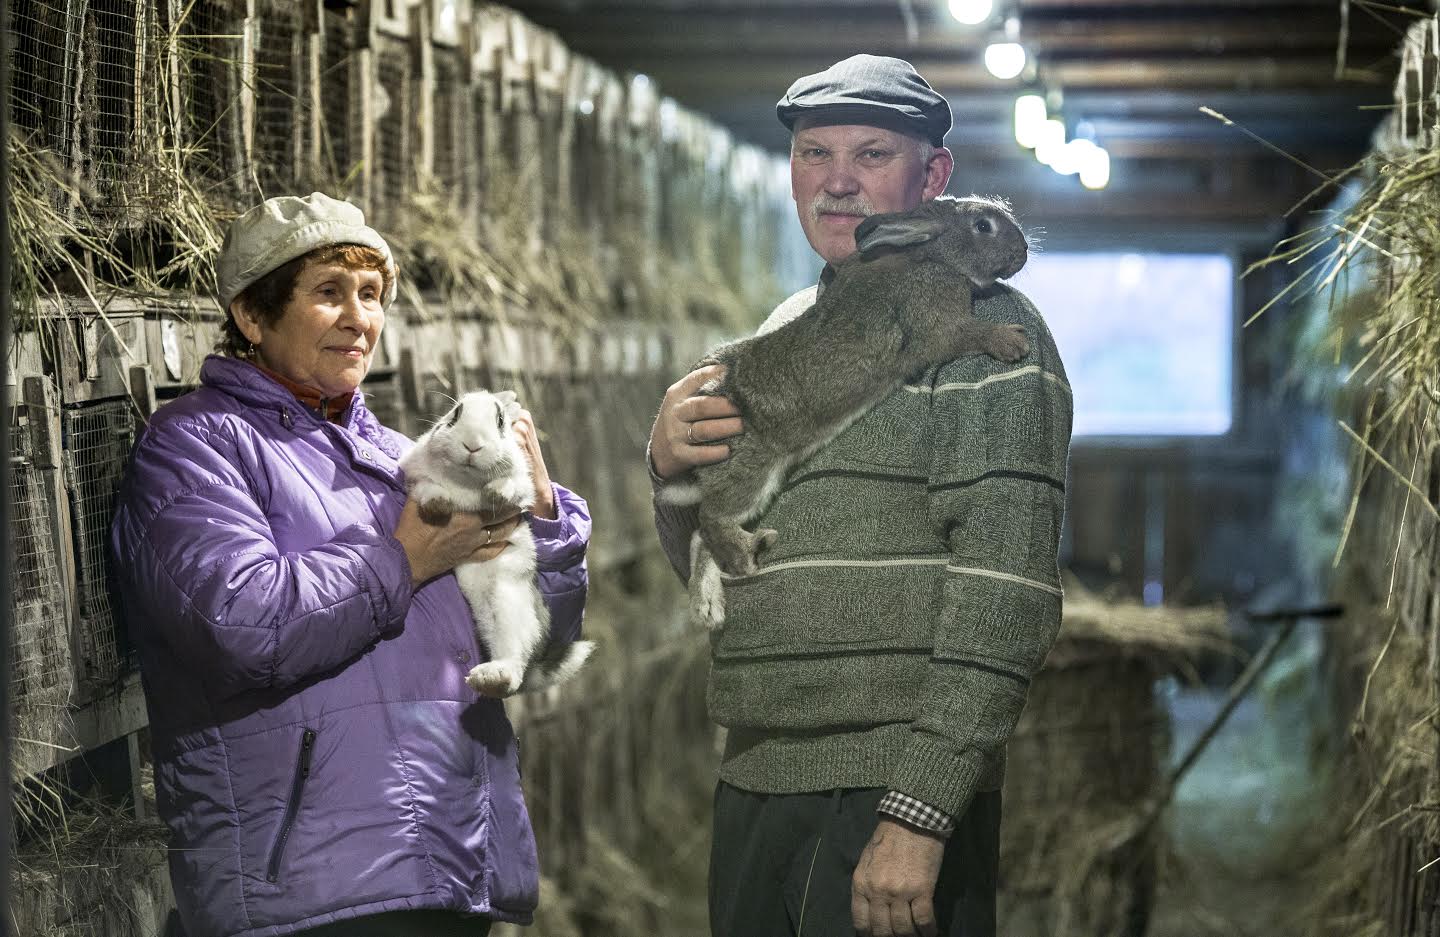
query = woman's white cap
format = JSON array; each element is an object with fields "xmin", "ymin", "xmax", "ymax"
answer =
[{"xmin": 215, "ymin": 192, "xmax": 397, "ymax": 312}]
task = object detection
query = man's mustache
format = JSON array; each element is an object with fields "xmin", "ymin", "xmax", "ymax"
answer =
[{"xmin": 809, "ymin": 196, "xmax": 876, "ymax": 223}]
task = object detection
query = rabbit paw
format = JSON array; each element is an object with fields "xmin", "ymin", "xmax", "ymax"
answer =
[
  {"xmin": 692, "ymin": 570, "xmax": 726, "ymax": 631},
  {"xmin": 985, "ymin": 324, "xmax": 1030, "ymax": 362},
  {"xmin": 467, "ymin": 661, "xmax": 524, "ymax": 697}
]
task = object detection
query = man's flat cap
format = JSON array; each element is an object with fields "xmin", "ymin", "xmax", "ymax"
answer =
[{"xmin": 776, "ymin": 54, "xmax": 951, "ymax": 146}]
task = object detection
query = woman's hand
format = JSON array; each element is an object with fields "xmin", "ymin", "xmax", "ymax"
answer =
[
  {"xmin": 649, "ymin": 364, "xmax": 744, "ymax": 480},
  {"xmin": 511, "ymin": 408, "xmax": 557, "ymax": 520},
  {"xmin": 393, "ymin": 499, "xmax": 523, "ymax": 586}
]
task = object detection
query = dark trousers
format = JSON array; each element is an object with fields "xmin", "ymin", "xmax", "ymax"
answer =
[
  {"xmin": 289, "ymin": 911, "xmax": 492, "ymax": 937},
  {"xmin": 709, "ymin": 783, "xmax": 1001, "ymax": 937}
]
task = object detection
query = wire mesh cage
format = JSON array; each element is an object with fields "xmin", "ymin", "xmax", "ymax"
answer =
[
  {"xmin": 319, "ymin": 6, "xmax": 361, "ymax": 193},
  {"xmin": 174, "ymin": 0, "xmax": 247, "ymax": 195},
  {"xmin": 375, "ymin": 39, "xmax": 415, "ymax": 225},
  {"xmin": 10, "ymin": 399, "xmax": 76, "ymax": 777},
  {"xmin": 77, "ymin": 0, "xmax": 146, "ymax": 208},
  {"xmin": 61, "ymin": 398, "xmax": 139, "ymax": 692},
  {"xmin": 252, "ymin": 0, "xmax": 305, "ymax": 198},
  {"xmin": 431, "ymin": 45, "xmax": 465, "ymax": 198},
  {"xmin": 9, "ymin": 0, "xmax": 83, "ymax": 175}
]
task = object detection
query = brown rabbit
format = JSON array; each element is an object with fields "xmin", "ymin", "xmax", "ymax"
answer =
[{"xmin": 661, "ymin": 195, "xmax": 1031, "ymax": 602}]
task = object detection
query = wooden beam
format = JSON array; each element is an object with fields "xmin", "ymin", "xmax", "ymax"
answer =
[
  {"xmin": 509, "ymin": 0, "xmax": 1350, "ymax": 8},
  {"xmin": 526, "ymin": 13, "xmax": 1392, "ymax": 58},
  {"xmin": 629, "ymin": 55, "xmax": 1390, "ymax": 97}
]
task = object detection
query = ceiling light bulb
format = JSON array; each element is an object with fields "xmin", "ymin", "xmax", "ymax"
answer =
[
  {"xmin": 948, "ymin": 0, "xmax": 994, "ymax": 26},
  {"xmin": 1014, "ymin": 94, "xmax": 1047, "ymax": 148},
  {"xmin": 1052, "ymin": 138, "xmax": 1094, "ymax": 176},
  {"xmin": 1034, "ymin": 119, "xmax": 1066, "ymax": 164},
  {"xmin": 1080, "ymin": 146, "xmax": 1111, "ymax": 189},
  {"xmin": 984, "ymin": 42, "xmax": 1027, "ymax": 81}
]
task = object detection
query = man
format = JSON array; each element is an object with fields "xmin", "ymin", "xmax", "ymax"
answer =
[{"xmin": 648, "ymin": 55, "xmax": 1072, "ymax": 937}]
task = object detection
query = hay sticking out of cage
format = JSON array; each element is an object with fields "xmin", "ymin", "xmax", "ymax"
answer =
[
  {"xmin": 11, "ymin": 795, "xmax": 172, "ymax": 937},
  {"xmin": 1231, "ymin": 17, "xmax": 1440, "ymax": 930}
]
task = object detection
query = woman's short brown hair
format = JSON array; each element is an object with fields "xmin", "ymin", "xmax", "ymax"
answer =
[{"xmin": 216, "ymin": 243, "xmax": 395, "ymax": 356}]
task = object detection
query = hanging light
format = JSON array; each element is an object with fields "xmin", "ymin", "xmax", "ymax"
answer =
[
  {"xmin": 984, "ymin": 15, "xmax": 1028, "ymax": 81},
  {"xmin": 948, "ymin": 0, "xmax": 994, "ymax": 26},
  {"xmin": 1014, "ymin": 93, "xmax": 1047, "ymax": 148},
  {"xmin": 984, "ymin": 42, "xmax": 1027, "ymax": 80},
  {"xmin": 1080, "ymin": 146, "xmax": 1111, "ymax": 189},
  {"xmin": 1052, "ymin": 138, "xmax": 1096, "ymax": 176},
  {"xmin": 1034, "ymin": 119, "xmax": 1066, "ymax": 165}
]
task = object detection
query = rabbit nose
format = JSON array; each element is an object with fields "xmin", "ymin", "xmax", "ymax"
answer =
[{"xmin": 463, "ymin": 442, "xmax": 483, "ymax": 453}]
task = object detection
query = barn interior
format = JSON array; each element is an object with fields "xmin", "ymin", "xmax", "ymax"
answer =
[{"xmin": 4, "ymin": 0, "xmax": 1439, "ymax": 934}]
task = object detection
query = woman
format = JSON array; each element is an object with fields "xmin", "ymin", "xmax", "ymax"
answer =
[{"xmin": 111, "ymin": 192, "xmax": 589, "ymax": 937}]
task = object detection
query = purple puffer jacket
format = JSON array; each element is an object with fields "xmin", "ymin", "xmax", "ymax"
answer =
[{"xmin": 110, "ymin": 355, "xmax": 589, "ymax": 937}]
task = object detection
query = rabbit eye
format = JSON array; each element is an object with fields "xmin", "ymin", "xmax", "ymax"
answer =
[
  {"xmin": 974, "ymin": 218, "xmax": 994, "ymax": 234},
  {"xmin": 495, "ymin": 401, "xmax": 505, "ymax": 432},
  {"xmin": 446, "ymin": 403, "xmax": 463, "ymax": 427}
]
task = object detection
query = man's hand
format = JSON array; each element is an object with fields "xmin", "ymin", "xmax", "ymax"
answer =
[
  {"xmin": 649, "ymin": 364, "xmax": 744, "ymax": 480},
  {"xmin": 851, "ymin": 818, "xmax": 946, "ymax": 937}
]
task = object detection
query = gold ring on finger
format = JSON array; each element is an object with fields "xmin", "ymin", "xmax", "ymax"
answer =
[{"xmin": 687, "ymin": 422, "xmax": 696, "ymax": 445}]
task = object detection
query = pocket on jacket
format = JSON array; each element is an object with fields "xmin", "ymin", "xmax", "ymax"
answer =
[{"xmin": 265, "ymin": 726, "xmax": 317, "ymax": 884}]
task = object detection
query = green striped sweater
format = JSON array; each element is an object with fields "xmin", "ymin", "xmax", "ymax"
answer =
[{"xmin": 652, "ymin": 281, "xmax": 1073, "ymax": 818}]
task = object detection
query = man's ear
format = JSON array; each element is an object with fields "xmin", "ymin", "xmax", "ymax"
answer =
[{"xmin": 923, "ymin": 146, "xmax": 954, "ymax": 201}]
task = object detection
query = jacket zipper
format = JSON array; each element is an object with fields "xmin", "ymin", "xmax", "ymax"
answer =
[{"xmin": 266, "ymin": 727, "xmax": 316, "ymax": 883}]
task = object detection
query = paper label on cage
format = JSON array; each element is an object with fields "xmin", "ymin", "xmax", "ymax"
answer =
[{"xmin": 162, "ymin": 319, "xmax": 183, "ymax": 380}]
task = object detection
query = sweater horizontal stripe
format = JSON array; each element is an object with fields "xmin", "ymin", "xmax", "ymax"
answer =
[{"xmin": 656, "ymin": 283, "xmax": 1073, "ymax": 818}]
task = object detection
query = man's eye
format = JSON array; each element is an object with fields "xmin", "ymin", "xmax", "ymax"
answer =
[{"xmin": 861, "ymin": 150, "xmax": 890, "ymax": 160}]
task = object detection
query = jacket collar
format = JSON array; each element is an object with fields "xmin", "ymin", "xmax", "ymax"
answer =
[{"xmin": 199, "ymin": 355, "xmax": 383, "ymax": 439}]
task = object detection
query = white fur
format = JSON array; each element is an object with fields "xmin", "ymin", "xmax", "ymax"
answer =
[
  {"xmin": 399, "ymin": 390, "xmax": 594, "ymax": 697},
  {"xmin": 690, "ymin": 532, "xmax": 725, "ymax": 630}
]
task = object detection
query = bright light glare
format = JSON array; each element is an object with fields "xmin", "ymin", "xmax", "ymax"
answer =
[
  {"xmin": 948, "ymin": 0, "xmax": 994, "ymax": 25},
  {"xmin": 1052, "ymin": 138, "xmax": 1095, "ymax": 176},
  {"xmin": 1081, "ymin": 146, "xmax": 1111, "ymax": 189},
  {"xmin": 983, "ymin": 42, "xmax": 1027, "ymax": 80},
  {"xmin": 1034, "ymin": 119, "xmax": 1066, "ymax": 165},
  {"xmin": 1014, "ymin": 94, "xmax": 1046, "ymax": 148}
]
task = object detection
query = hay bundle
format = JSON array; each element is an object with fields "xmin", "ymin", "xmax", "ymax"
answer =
[{"xmin": 1000, "ymin": 580, "xmax": 1229, "ymax": 937}]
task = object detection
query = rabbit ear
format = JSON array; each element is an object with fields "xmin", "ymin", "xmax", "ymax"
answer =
[{"xmin": 855, "ymin": 212, "xmax": 946, "ymax": 253}]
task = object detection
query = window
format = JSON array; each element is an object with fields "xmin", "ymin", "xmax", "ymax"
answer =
[{"xmin": 1008, "ymin": 251, "xmax": 1234, "ymax": 437}]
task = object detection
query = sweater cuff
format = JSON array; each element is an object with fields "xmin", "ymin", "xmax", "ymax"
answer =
[{"xmin": 888, "ymin": 733, "xmax": 986, "ymax": 819}]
